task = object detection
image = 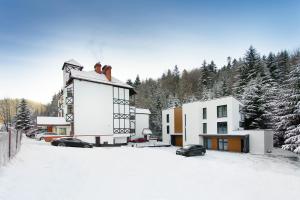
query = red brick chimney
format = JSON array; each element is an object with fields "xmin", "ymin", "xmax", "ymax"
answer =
[
  {"xmin": 94, "ymin": 62, "xmax": 102, "ymax": 74},
  {"xmin": 102, "ymin": 65, "xmax": 112, "ymax": 81}
]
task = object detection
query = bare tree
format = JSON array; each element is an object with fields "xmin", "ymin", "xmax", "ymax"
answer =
[{"xmin": 0, "ymin": 98, "xmax": 12, "ymax": 131}]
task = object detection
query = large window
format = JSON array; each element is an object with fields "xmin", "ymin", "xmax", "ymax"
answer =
[
  {"xmin": 203, "ymin": 108, "xmax": 207, "ymax": 119},
  {"xmin": 217, "ymin": 105, "xmax": 227, "ymax": 118},
  {"xmin": 203, "ymin": 123, "xmax": 207, "ymax": 134},
  {"xmin": 167, "ymin": 125, "xmax": 170, "ymax": 134},
  {"xmin": 218, "ymin": 139, "xmax": 228, "ymax": 151},
  {"xmin": 166, "ymin": 114, "xmax": 169, "ymax": 123},
  {"xmin": 204, "ymin": 138, "xmax": 212, "ymax": 149},
  {"xmin": 217, "ymin": 122, "xmax": 228, "ymax": 134}
]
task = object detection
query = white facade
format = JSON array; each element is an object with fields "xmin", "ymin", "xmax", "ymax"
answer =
[
  {"xmin": 73, "ymin": 79, "xmax": 114, "ymax": 136},
  {"xmin": 58, "ymin": 59, "xmax": 150, "ymax": 145},
  {"xmin": 182, "ymin": 96, "xmax": 243, "ymax": 146},
  {"xmin": 232, "ymin": 130, "xmax": 273, "ymax": 154},
  {"xmin": 162, "ymin": 108, "xmax": 174, "ymax": 144},
  {"xmin": 132, "ymin": 108, "xmax": 151, "ymax": 139}
]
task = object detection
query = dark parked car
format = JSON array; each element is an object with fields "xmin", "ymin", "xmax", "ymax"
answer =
[
  {"xmin": 51, "ymin": 138, "xmax": 93, "ymax": 148},
  {"xmin": 176, "ymin": 145, "xmax": 206, "ymax": 157}
]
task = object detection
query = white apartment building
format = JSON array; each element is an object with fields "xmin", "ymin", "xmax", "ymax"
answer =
[{"xmin": 162, "ymin": 96, "xmax": 273, "ymax": 154}]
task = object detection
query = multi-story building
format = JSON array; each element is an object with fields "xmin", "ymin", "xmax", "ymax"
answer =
[
  {"xmin": 162, "ymin": 96, "xmax": 273, "ymax": 154},
  {"xmin": 56, "ymin": 59, "xmax": 150, "ymax": 145}
]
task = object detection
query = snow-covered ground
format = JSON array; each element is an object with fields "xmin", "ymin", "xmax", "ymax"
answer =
[{"xmin": 0, "ymin": 138, "xmax": 300, "ymax": 200}]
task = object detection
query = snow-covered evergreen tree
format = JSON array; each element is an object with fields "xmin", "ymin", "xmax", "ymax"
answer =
[
  {"xmin": 280, "ymin": 64, "xmax": 300, "ymax": 153},
  {"xmin": 15, "ymin": 99, "xmax": 32, "ymax": 131},
  {"xmin": 241, "ymin": 78, "xmax": 264, "ymax": 129}
]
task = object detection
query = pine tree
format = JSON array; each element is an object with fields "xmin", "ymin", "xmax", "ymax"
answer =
[
  {"xmin": 126, "ymin": 79, "xmax": 133, "ymax": 86},
  {"xmin": 244, "ymin": 46, "xmax": 262, "ymax": 81},
  {"xmin": 277, "ymin": 50, "xmax": 290, "ymax": 83},
  {"xmin": 280, "ymin": 64, "xmax": 300, "ymax": 153},
  {"xmin": 133, "ymin": 75, "xmax": 141, "ymax": 88},
  {"xmin": 15, "ymin": 99, "xmax": 32, "ymax": 131},
  {"xmin": 266, "ymin": 52, "xmax": 280, "ymax": 81},
  {"xmin": 241, "ymin": 78, "xmax": 264, "ymax": 129}
]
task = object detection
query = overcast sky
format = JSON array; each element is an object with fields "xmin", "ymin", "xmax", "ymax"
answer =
[{"xmin": 0, "ymin": 0, "xmax": 299, "ymax": 103}]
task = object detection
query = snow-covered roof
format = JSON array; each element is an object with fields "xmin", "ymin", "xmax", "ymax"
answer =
[
  {"xmin": 65, "ymin": 59, "xmax": 82, "ymax": 67},
  {"xmin": 135, "ymin": 108, "xmax": 151, "ymax": 114},
  {"xmin": 69, "ymin": 69, "xmax": 134, "ymax": 90},
  {"xmin": 36, "ymin": 117, "xmax": 70, "ymax": 126}
]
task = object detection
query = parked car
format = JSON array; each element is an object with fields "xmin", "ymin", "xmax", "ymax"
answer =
[
  {"xmin": 129, "ymin": 138, "xmax": 147, "ymax": 143},
  {"xmin": 51, "ymin": 138, "xmax": 93, "ymax": 148},
  {"xmin": 176, "ymin": 145, "xmax": 206, "ymax": 157},
  {"xmin": 36, "ymin": 132, "xmax": 58, "ymax": 141},
  {"xmin": 26, "ymin": 129, "xmax": 39, "ymax": 138}
]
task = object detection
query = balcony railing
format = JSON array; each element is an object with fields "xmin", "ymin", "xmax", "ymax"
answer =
[{"xmin": 66, "ymin": 113, "xmax": 73, "ymax": 122}]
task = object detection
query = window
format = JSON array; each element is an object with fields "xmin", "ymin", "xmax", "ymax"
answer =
[
  {"xmin": 217, "ymin": 105, "xmax": 227, "ymax": 118},
  {"xmin": 217, "ymin": 122, "xmax": 228, "ymax": 134},
  {"xmin": 203, "ymin": 123, "xmax": 207, "ymax": 134},
  {"xmin": 166, "ymin": 114, "xmax": 169, "ymax": 123},
  {"xmin": 167, "ymin": 125, "xmax": 170, "ymax": 134},
  {"xmin": 203, "ymin": 108, "xmax": 207, "ymax": 119},
  {"xmin": 67, "ymin": 105, "xmax": 73, "ymax": 114},
  {"xmin": 218, "ymin": 139, "xmax": 228, "ymax": 151},
  {"xmin": 204, "ymin": 138, "xmax": 212, "ymax": 149}
]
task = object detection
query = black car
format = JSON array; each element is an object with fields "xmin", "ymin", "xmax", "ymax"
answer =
[
  {"xmin": 176, "ymin": 145, "xmax": 206, "ymax": 157},
  {"xmin": 51, "ymin": 138, "xmax": 93, "ymax": 148}
]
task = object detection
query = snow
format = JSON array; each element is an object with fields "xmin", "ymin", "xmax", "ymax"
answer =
[
  {"xmin": 70, "ymin": 69, "xmax": 133, "ymax": 89},
  {"xmin": 65, "ymin": 59, "xmax": 83, "ymax": 67},
  {"xmin": 136, "ymin": 108, "xmax": 151, "ymax": 114},
  {"xmin": 0, "ymin": 138, "xmax": 300, "ymax": 200},
  {"xmin": 36, "ymin": 116, "xmax": 70, "ymax": 126}
]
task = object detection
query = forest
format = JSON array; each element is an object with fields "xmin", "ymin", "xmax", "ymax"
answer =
[{"xmin": 128, "ymin": 46, "xmax": 300, "ymax": 153}]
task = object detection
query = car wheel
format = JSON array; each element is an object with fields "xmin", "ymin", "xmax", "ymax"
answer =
[
  {"xmin": 83, "ymin": 144, "xmax": 90, "ymax": 148},
  {"xmin": 58, "ymin": 143, "xmax": 66, "ymax": 147},
  {"xmin": 40, "ymin": 137, "xmax": 43, "ymax": 141}
]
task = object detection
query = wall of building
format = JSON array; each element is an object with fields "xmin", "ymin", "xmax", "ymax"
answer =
[
  {"xmin": 73, "ymin": 79, "xmax": 113, "ymax": 137},
  {"xmin": 174, "ymin": 107, "xmax": 183, "ymax": 133},
  {"xmin": 182, "ymin": 96, "xmax": 243, "ymax": 146},
  {"xmin": 134, "ymin": 113, "xmax": 150, "ymax": 139},
  {"xmin": 182, "ymin": 102, "xmax": 201, "ymax": 145},
  {"xmin": 162, "ymin": 108, "xmax": 174, "ymax": 144},
  {"xmin": 232, "ymin": 130, "xmax": 273, "ymax": 154}
]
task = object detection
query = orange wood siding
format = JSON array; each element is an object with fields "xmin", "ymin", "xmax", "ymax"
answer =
[
  {"xmin": 174, "ymin": 107, "xmax": 183, "ymax": 134},
  {"xmin": 211, "ymin": 137, "xmax": 218, "ymax": 150},
  {"xmin": 174, "ymin": 135, "xmax": 183, "ymax": 146},
  {"xmin": 228, "ymin": 137, "xmax": 242, "ymax": 152}
]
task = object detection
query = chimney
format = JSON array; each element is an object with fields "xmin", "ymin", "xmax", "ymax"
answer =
[
  {"xmin": 102, "ymin": 65, "xmax": 112, "ymax": 81},
  {"xmin": 94, "ymin": 62, "xmax": 102, "ymax": 74}
]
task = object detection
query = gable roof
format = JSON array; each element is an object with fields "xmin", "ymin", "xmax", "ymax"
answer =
[{"xmin": 69, "ymin": 69, "xmax": 136, "ymax": 94}]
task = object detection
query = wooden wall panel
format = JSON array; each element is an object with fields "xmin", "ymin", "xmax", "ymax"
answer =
[
  {"xmin": 211, "ymin": 137, "xmax": 218, "ymax": 150},
  {"xmin": 174, "ymin": 107, "xmax": 183, "ymax": 134},
  {"xmin": 175, "ymin": 135, "xmax": 183, "ymax": 146},
  {"xmin": 228, "ymin": 137, "xmax": 242, "ymax": 152}
]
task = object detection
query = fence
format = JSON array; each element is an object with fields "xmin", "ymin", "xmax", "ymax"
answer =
[{"xmin": 0, "ymin": 129, "xmax": 22, "ymax": 167}]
